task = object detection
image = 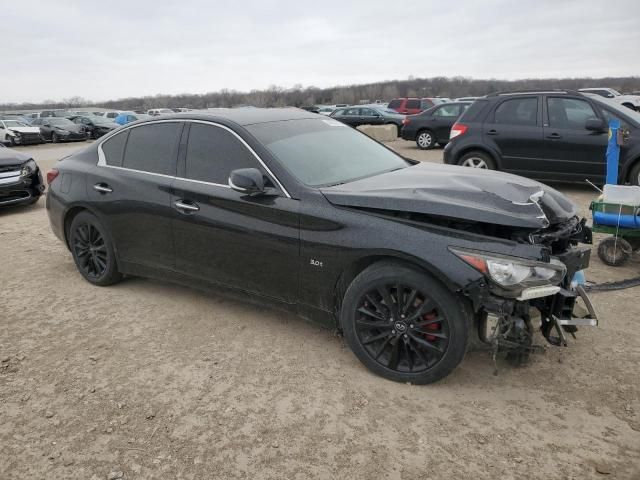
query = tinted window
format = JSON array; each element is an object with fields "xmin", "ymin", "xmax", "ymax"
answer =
[
  {"xmin": 331, "ymin": 109, "xmax": 345, "ymax": 117},
  {"xmin": 102, "ymin": 131, "xmax": 129, "ymax": 167},
  {"xmin": 122, "ymin": 122, "xmax": 182, "ymax": 175},
  {"xmin": 185, "ymin": 123, "xmax": 261, "ymax": 185},
  {"xmin": 344, "ymin": 108, "xmax": 360, "ymax": 116},
  {"xmin": 433, "ymin": 104, "xmax": 461, "ymax": 117},
  {"xmin": 494, "ymin": 98, "xmax": 538, "ymax": 126},
  {"xmin": 547, "ymin": 98, "xmax": 597, "ymax": 129},
  {"xmin": 360, "ymin": 108, "xmax": 377, "ymax": 117},
  {"xmin": 388, "ymin": 100, "xmax": 401, "ymax": 109},
  {"xmin": 406, "ymin": 99, "xmax": 421, "ymax": 109}
]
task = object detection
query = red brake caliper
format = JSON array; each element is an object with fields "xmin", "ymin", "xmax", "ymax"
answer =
[{"xmin": 422, "ymin": 311, "xmax": 440, "ymax": 342}]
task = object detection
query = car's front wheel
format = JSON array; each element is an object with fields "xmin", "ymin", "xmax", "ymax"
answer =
[
  {"xmin": 458, "ymin": 151, "xmax": 496, "ymax": 170},
  {"xmin": 51, "ymin": 132, "xmax": 59, "ymax": 143},
  {"xmin": 340, "ymin": 262, "xmax": 469, "ymax": 384},
  {"xmin": 416, "ymin": 130, "xmax": 435, "ymax": 150},
  {"xmin": 69, "ymin": 211, "xmax": 122, "ymax": 286}
]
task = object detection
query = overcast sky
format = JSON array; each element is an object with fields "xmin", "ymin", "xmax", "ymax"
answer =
[{"xmin": 3, "ymin": 0, "xmax": 638, "ymax": 104}]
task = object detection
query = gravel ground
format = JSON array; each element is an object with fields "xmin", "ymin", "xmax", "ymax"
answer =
[{"xmin": 1, "ymin": 140, "xmax": 639, "ymax": 479}]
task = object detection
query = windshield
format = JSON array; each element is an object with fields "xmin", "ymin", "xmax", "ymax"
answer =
[
  {"xmin": 49, "ymin": 118, "xmax": 74, "ymax": 126},
  {"xmin": 247, "ymin": 118, "xmax": 410, "ymax": 187},
  {"xmin": 3, "ymin": 120, "xmax": 28, "ymax": 128}
]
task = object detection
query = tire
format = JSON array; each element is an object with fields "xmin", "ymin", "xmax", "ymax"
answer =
[
  {"xmin": 458, "ymin": 151, "xmax": 496, "ymax": 170},
  {"xmin": 340, "ymin": 261, "xmax": 469, "ymax": 384},
  {"xmin": 416, "ymin": 130, "xmax": 435, "ymax": 150},
  {"xmin": 69, "ymin": 211, "xmax": 122, "ymax": 286},
  {"xmin": 51, "ymin": 132, "xmax": 59, "ymax": 143},
  {"xmin": 628, "ymin": 161, "xmax": 640, "ymax": 186},
  {"xmin": 8, "ymin": 135, "xmax": 16, "ymax": 147},
  {"xmin": 597, "ymin": 237, "xmax": 632, "ymax": 266}
]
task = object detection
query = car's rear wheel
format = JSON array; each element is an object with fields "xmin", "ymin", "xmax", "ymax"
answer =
[
  {"xmin": 628, "ymin": 161, "xmax": 640, "ymax": 186},
  {"xmin": 340, "ymin": 262, "xmax": 469, "ymax": 384},
  {"xmin": 416, "ymin": 130, "xmax": 435, "ymax": 150},
  {"xmin": 69, "ymin": 211, "xmax": 122, "ymax": 286},
  {"xmin": 458, "ymin": 151, "xmax": 496, "ymax": 170}
]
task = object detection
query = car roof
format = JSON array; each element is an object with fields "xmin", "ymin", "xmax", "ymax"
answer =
[{"xmin": 153, "ymin": 108, "xmax": 319, "ymax": 126}]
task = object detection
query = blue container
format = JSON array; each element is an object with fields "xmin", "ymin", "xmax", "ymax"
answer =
[{"xmin": 593, "ymin": 211, "xmax": 640, "ymax": 228}]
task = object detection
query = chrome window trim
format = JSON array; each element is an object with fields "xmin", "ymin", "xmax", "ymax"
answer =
[{"xmin": 96, "ymin": 119, "xmax": 291, "ymax": 198}]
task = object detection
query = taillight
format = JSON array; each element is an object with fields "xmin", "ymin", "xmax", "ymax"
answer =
[
  {"xmin": 47, "ymin": 169, "xmax": 59, "ymax": 184},
  {"xmin": 450, "ymin": 123, "xmax": 468, "ymax": 140}
]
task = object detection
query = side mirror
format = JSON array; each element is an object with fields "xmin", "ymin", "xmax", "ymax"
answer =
[
  {"xmin": 585, "ymin": 118, "xmax": 606, "ymax": 132},
  {"xmin": 229, "ymin": 168, "xmax": 266, "ymax": 195}
]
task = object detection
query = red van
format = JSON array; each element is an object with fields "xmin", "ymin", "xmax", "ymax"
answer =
[{"xmin": 388, "ymin": 97, "xmax": 448, "ymax": 114}]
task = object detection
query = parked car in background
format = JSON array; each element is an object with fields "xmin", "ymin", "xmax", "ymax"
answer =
[
  {"xmin": 99, "ymin": 111, "xmax": 124, "ymax": 120},
  {"xmin": 0, "ymin": 145, "xmax": 44, "ymax": 206},
  {"xmin": 578, "ymin": 88, "xmax": 640, "ymax": 111},
  {"xmin": 32, "ymin": 117, "xmax": 87, "ymax": 143},
  {"xmin": 0, "ymin": 120, "xmax": 44, "ymax": 146},
  {"xmin": 388, "ymin": 97, "xmax": 449, "ymax": 115},
  {"xmin": 70, "ymin": 115, "xmax": 119, "ymax": 139},
  {"xmin": 454, "ymin": 96, "xmax": 481, "ymax": 102},
  {"xmin": 40, "ymin": 110, "xmax": 77, "ymax": 118},
  {"xmin": 330, "ymin": 106, "xmax": 405, "ymax": 133},
  {"xmin": 316, "ymin": 105, "xmax": 336, "ymax": 116},
  {"xmin": 115, "ymin": 112, "xmax": 152, "ymax": 125},
  {"xmin": 45, "ymin": 108, "xmax": 595, "ymax": 384},
  {"xmin": 171, "ymin": 108, "xmax": 193, "ymax": 113},
  {"xmin": 147, "ymin": 108, "xmax": 174, "ymax": 116},
  {"xmin": 401, "ymin": 102, "xmax": 472, "ymax": 149},
  {"xmin": 443, "ymin": 90, "xmax": 640, "ymax": 184}
]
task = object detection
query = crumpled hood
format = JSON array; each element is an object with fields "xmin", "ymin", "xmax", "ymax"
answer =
[
  {"xmin": 320, "ymin": 163, "xmax": 576, "ymax": 229},
  {"xmin": 0, "ymin": 146, "xmax": 30, "ymax": 167},
  {"xmin": 7, "ymin": 126, "xmax": 41, "ymax": 134}
]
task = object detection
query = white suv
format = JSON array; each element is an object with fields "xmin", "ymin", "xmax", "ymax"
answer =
[{"xmin": 579, "ymin": 88, "xmax": 640, "ymax": 111}]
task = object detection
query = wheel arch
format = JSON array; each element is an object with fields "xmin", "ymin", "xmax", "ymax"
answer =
[
  {"xmin": 455, "ymin": 145, "xmax": 501, "ymax": 169},
  {"xmin": 332, "ymin": 253, "xmax": 460, "ymax": 329},
  {"xmin": 622, "ymin": 155, "xmax": 640, "ymax": 184}
]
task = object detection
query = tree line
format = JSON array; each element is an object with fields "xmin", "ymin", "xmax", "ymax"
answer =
[{"xmin": 3, "ymin": 76, "xmax": 640, "ymax": 111}]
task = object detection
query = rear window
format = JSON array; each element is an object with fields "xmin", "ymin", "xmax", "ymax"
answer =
[
  {"xmin": 122, "ymin": 122, "xmax": 182, "ymax": 175},
  {"xmin": 102, "ymin": 131, "xmax": 129, "ymax": 167},
  {"xmin": 387, "ymin": 99, "xmax": 402, "ymax": 109},
  {"xmin": 494, "ymin": 97, "xmax": 538, "ymax": 126}
]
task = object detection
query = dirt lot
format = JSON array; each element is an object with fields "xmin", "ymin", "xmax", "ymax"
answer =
[{"xmin": 1, "ymin": 140, "xmax": 639, "ymax": 479}]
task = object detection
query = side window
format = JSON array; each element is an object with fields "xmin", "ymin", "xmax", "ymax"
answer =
[
  {"xmin": 122, "ymin": 122, "xmax": 182, "ymax": 174},
  {"xmin": 360, "ymin": 108, "xmax": 376, "ymax": 117},
  {"xmin": 547, "ymin": 98, "xmax": 597, "ymax": 129},
  {"xmin": 344, "ymin": 108, "xmax": 360, "ymax": 116},
  {"xmin": 406, "ymin": 99, "xmax": 421, "ymax": 109},
  {"xmin": 387, "ymin": 99, "xmax": 401, "ymax": 109},
  {"xmin": 185, "ymin": 123, "xmax": 262, "ymax": 185},
  {"xmin": 331, "ymin": 109, "xmax": 345, "ymax": 117},
  {"xmin": 101, "ymin": 131, "xmax": 129, "ymax": 167},
  {"xmin": 494, "ymin": 98, "xmax": 538, "ymax": 126},
  {"xmin": 434, "ymin": 105, "xmax": 461, "ymax": 117}
]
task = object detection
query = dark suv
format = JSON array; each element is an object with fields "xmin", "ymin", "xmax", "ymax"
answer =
[
  {"xmin": 401, "ymin": 102, "xmax": 472, "ymax": 149},
  {"xmin": 443, "ymin": 90, "xmax": 640, "ymax": 185}
]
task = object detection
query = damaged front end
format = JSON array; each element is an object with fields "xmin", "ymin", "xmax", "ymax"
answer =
[{"xmin": 453, "ymin": 214, "xmax": 598, "ymax": 369}]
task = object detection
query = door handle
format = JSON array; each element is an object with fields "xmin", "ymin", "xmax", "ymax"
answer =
[
  {"xmin": 546, "ymin": 133, "xmax": 562, "ymax": 139},
  {"xmin": 486, "ymin": 129, "xmax": 498, "ymax": 135},
  {"xmin": 174, "ymin": 200, "xmax": 200, "ymax": 213},
  {"xmin": 93, "ymin": 183, "xmax": 113, "ymax": 194}
]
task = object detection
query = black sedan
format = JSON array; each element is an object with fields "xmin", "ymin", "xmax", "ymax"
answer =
[
  {"xmin": 330, "ymin": 106, "xmax": 405, "ymax": 134},
  {"xmin": 0, "ymin": 144, "xmax": 44, "ymax": 207},
  {"xmin": 70, "ymin": 115, "xmax": 119, "ymax": 139},
  {"xmin": 401, "ymin": 102, "xmax": 472, "ymax": 149},
  {"xmin": 46, "ymin": 109, "xmax": 596, "ymax": 384},
  {"xmin": 31, "ymin": 117, "xmax": 88, "ymax": 143}
]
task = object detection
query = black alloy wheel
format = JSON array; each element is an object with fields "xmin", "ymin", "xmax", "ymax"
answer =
[
  {"xmin": 355, "ymin": 284, "xmax": 450, "ymax": 372},
  {"xmin": 341, "ymin": 262, "xmax": 468, "ymax": 384},
  {"xmin": 69, "ymin": 211, "xmax": 122, "ymax": 286}
]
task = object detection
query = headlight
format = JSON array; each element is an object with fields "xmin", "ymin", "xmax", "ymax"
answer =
[
  {"xmin": 20, "ymin": 159, "xmax": 37, "ymax": 177},
  {"xmin": 12, "ymin": 131, "xmax": 21, "ymax": 137},
  {"xmin": 450, "ymin": 248, "xmax": 566, "ymax": 291}
]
